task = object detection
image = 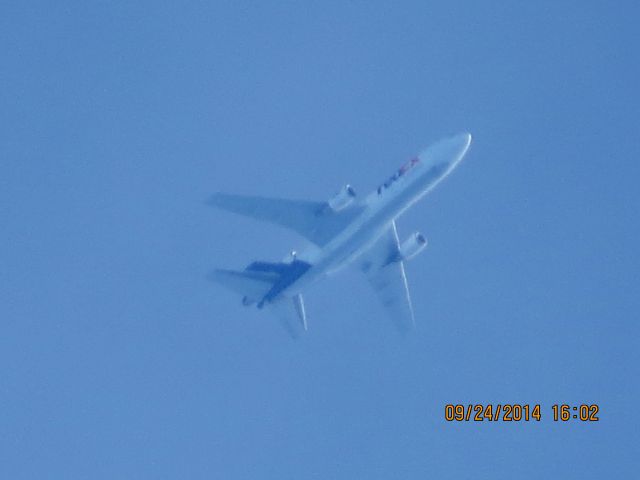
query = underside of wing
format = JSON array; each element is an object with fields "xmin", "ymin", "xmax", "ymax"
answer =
[
  {"xmin": 207, "ymin": 193, "xmax": 364, "ymax": 246},
  {"xmin": 357, "ymin": 221, "xmax": 415, "ymax": 332}
]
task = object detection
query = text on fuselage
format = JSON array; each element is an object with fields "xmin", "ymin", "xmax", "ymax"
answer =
[{"xmin": 377, "ymin": 157, "xmax": 420, "ymax": 194}]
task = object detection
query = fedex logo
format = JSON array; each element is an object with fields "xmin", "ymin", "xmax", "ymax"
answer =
[{"xmin": 377, "ymin": 157, "xmax": 420, "ymax": 194}]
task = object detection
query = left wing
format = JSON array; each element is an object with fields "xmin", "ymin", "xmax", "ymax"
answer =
[
  {"xmin": 357, "ymin": 221, "xmax": 415, "ymax": 332},
  {"xmin": 207, "ymin": 193, "xmax": 364, "ymax": 246}
]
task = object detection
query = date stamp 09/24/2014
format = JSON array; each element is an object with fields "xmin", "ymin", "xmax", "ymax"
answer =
[{"xmin": 444, "ymin": 404, "xmax": 600, "ymax": 423}]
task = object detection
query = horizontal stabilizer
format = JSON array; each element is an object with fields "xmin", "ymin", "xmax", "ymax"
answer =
[
  {"xmin": 269, "ymin": 294, "xmax": 308, "ymax": 339},
  {"xmin": 293, "ymin": 294, "xmax": 307, "ymax": 331},
  {"xmin": 207, "ymin": 269, "xmax": 275, "ymax": 304}
]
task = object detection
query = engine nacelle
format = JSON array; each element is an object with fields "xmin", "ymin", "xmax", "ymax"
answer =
[
  {"xmin": 327, "ymin": 184, "xmax": 356, "ymax": 211},
  {"xmin": 398, "ymin": 232, "xmax": 427, "ymax": 261}
]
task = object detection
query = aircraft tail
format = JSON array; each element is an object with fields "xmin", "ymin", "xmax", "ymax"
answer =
[
  {"xmin": 269, "ymin": 294, "xmax": 308, "ymax": 339},
  {"xmin": 207, "ymin": 269, "xmax": 276, "ymax": 305},
  {"xmin": 208, "ymin": 260, "xmax": 311, "ymax": 338}
]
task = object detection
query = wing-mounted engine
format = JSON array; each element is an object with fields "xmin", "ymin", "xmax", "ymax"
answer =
[
  {"xmin": 398, "ymin": 232, "xmax": 427, "ymax": 261},
  {"xmin": 327, "ymin": 184, "xmax": 356, "ymax": 211}
]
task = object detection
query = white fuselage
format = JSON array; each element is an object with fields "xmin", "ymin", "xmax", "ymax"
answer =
[{"xmin": 281, "ymin": 133, "xmax": 472, "ymax": 299}]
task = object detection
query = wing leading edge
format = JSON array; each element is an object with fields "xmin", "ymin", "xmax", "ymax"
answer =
[{"xmin": 357, "ymin": 221, "xmax": 415, "ymax": 332}]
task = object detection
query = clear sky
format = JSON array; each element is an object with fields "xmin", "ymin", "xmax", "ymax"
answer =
[{"xmin": 1, "ymin": 1, "xmax": 639, "ymax": 478}]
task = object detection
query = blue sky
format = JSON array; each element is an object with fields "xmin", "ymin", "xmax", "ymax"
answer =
[{"xmin": 1, "ymin": 1, "xmax": 638, "ymax": 478}]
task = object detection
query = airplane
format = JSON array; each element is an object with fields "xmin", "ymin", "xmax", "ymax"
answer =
[{"xmin": 207, "ymin": 133, "xmax": 472, "ymax": 337}]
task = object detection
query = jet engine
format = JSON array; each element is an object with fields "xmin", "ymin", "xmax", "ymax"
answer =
[
  {"xmin": 398, "ymin": 232, "xmax": 427, "ymax": 261},
  {"xmin": 327, "ymin": 184, "xmax": 356, "ymax": 211}
]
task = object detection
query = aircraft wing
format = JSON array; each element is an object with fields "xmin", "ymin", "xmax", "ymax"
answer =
[
  {"xmin": 357, "ymin": 221, "xmax": 415, "ymax": 332},
  {"xmin": 207, "ymin": 193, "xmax": 364, "ymax": 246}
]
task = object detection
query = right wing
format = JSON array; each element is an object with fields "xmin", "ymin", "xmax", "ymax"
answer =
[
  {"xmin": 357, "ymin": 221, "xmax": 415, "ymax": 332},
  {"xmin": 206, "ymin": 193, "xmax": 363, "ymax": 246}
]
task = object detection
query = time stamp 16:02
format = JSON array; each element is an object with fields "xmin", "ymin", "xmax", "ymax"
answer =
[{"xmin": 444, "ymin": 404, "xmax": 600, "ymax": 422}]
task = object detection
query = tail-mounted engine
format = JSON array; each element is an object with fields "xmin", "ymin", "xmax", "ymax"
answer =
[
  {"xmin": 327, "ymin": 184, "xmax": 356, "ymax": 211},
  {"xmin": 398, "ymin": 232, "xmax": 427, "ymax": 261}
]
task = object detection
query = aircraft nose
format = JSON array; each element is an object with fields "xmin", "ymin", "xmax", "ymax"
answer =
[
  {"xmin": 419, "ymin": 132, "xmax": 472, "ymax": 169},
  {"xmin": 452, "ymin": 132, "xmax": 472, "ymax": 153},
  {"xmin": 439, "ymin": 132, "xmax": 472, "ymax": 166}
]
